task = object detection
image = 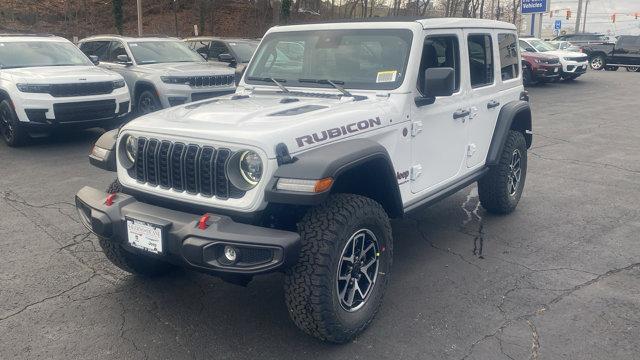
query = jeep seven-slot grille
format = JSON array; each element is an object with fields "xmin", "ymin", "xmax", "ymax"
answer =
[
  {"xmin": 187, "ymin": 75, "xmax": 234, "ymax": 88},
  {"xmin": 132, "ymin": 138, "xmax": 245, "ymax": 199}
]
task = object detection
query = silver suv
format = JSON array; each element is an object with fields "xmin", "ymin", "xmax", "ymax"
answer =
[{"xmin": 78, "ymin": 36, "xmax": 235, "ymax": 115}]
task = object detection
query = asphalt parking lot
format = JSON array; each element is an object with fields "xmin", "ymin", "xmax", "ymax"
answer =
[{"xmin": 1, "ymin": 69, "xmax": 639, "ymax": 360}]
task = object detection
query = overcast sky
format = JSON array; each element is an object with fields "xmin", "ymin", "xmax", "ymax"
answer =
[{"xmin": 541, "ymin": 0, "xmax": 640, "ymax": 35}]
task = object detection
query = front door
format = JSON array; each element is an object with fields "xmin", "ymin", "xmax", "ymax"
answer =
[{"xmin": 411, "ymin": 30, "xmax": 469, "ymax": 194}]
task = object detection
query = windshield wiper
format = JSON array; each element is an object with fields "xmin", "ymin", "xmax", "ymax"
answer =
[
  {"xmin": 298, "ymin": 78, "xmax": 353, "ymax": 97},
  {"xmin": 246, "ymin": 76, "xmax": 290, "ymax": 93}
]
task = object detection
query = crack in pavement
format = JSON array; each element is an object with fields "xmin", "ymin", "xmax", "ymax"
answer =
[
  {"xmin": 407, "ymin": 217, "xmax": 482, "ymax": 271},
  {"xmin": 1, "ymin": 190, "xmax": 80, "ymax": 225},
  {"xmin": 530, "ymin": 152, "xmax": 640, "ymax": 175},
  {"xmin": 0, "ymin": 273, "xmax": 97, "ymax": 321},
  {"xmin": 460, "ymin": 262, "xmax": 640, "ymax": 360}
]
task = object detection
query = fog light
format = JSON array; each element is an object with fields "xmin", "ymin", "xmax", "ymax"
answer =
[{"xmin": 224, "ymin": 245, "xmax": 237, "ymax": 262}]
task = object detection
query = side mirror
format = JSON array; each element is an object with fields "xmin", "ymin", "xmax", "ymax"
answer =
[
  {"xmin": 415, "ymin": 67, "xmax": 455, "ymax": 107},
  {"xmin": 89, "ymin": 55, "xmax": 100, "ymax": 65},
  {"xmin": 199, "ymin": 52, "xmax": 209, "ymax": 60},
  {"xmin": 235, "ymin": 64, "xmax": 246, "ymax": 86},
  {"xmin": 218, "ymin": 53, "xmax": 235, "ymax": 63},
  {"xmin": 116, "ymin": 54, "xmax": 132, "ymax": 65}
]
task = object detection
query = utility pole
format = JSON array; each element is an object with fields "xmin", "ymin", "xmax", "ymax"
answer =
[
  {"xmin": 137, "ymin": 0, "xmax": 143, "ymax": 36},
  {"xmin": 582, "ymin": 0, "xmax": 590, "ymax": 33},
  {"xmin": 575, "ymin": 0, "xmax": 583, "ymax": 33}
]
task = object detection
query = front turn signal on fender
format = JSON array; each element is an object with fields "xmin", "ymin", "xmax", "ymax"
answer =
[{"xmin": 276, "ymin": 177, "xmax": 334, "ymax": 193}]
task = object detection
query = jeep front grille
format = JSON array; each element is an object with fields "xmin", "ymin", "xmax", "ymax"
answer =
[
  {"xmin": 132, "ymin": 138, "xmax": 245, "ymax": 199},
  {"xmin": 187, "ymin": 75, "xmax": 234, "ymax": 88},
  {"xmin": 50, "ymin": 82, "xmax": 114, "ymax": 97}
]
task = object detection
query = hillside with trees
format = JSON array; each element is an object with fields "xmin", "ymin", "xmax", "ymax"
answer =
[{"xmin": 0, "ymin": 0, "xmax": 521, "ymax": 39}]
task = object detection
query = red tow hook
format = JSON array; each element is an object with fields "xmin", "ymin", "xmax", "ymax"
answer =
[
  {"xmin": 105, "ymin": 193, "xmax": 117, "ymax": 206},
  {"xmin": 197, "ymin": 214, "xmax": 210, "ymax": 230}
]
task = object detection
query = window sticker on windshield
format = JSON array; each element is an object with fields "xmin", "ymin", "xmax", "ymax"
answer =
[
  {"xmin": 129, "ymin": 43, "xmax": 138, "ymax": 47},
  {"xmin": 376, "ymin": 70, "xmax": 397, "ymax": 83},
  {"xmin": 229, "ymin": 42, "xmax": 237, "ymax": 46}
]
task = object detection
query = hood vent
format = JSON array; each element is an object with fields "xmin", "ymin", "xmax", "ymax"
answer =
[{"xmin": 269, "ymin": 105, "xmax": 327, "ymax": 116}]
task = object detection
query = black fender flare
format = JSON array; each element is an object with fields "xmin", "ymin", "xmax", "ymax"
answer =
[
  {"xmin": 486, "ymin": 100, "xmax": 532, "ymax": 166},
  {"xmin": 89, "ymin": 129, "xmax": 118, "ymax": 172},
  {"xmin": 265, "ymin": 139, "xmax": 403, "ymax": 218}
]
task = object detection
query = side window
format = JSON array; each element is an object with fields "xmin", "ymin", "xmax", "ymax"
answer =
[
  {"xmin": 80, "ymin": 41, "xmax": 110, "ymax": 61},
  {"xmin": 417, "ymin": 35, "xmax": 460, "ymax": 95},
  {"xmin": 468, "ymin": 34, "xmax": 494, "ymax": 88},
  {"xmin": 498, "ymin": 33, "xmax": 519, "ymax": 81},
  {"xmin": 106, "ymin": 41, "xmax": 128, "ymax": 62},
  {"xmin": 209, "ymin": 41, "xmax": 229, "ymax": 59}
]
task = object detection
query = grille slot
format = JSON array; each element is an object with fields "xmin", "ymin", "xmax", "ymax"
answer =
[
  {"xmin": 50, "ymin": 82, "xmax": 114, "ymax": 97},
  {"xmin": 131, "ymin": 138, "xmax": 244, "ymax": 199},
  {"xmin": 187, "ymin": 75, "xmax": 234, "ymax": 88}
]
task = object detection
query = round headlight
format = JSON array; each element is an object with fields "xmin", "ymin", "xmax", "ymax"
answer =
[
  {"xmin": 124, "ymin": 135, "xmax": 137, "ymax": 163},
  {"xmin": 239, "ymin": 150, "xmax": 263, "ymax": 186}
]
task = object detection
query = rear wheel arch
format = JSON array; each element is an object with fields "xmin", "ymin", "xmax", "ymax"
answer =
[{"xmin": 486, "ymin": 101, "xmax": 532, "ymax": 166}]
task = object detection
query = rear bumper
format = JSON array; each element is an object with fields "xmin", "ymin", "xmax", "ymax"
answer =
[{"xmin": 75, "ymin": 186, "xmax": 300, "ymax": 275}]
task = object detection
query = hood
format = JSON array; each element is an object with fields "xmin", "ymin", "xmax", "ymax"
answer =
[
  {"xmin": 3, "ymin": 65, "xmax": 121, "ymax": 83},
  {"xmin": 521, "ymin": 51, "xmax": 558, "ymax": 60},
  {"xmin": 136, "ymin": 61, "xmax": 234, "ymax": 76},
  {"xmin": 122, "ymin": 93, "xmax": 392, "ymax": 158}
]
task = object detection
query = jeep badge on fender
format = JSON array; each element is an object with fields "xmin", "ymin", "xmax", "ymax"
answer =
[{"xmin": 76, "ymin": 18, "xmax": 531, "ymax": 343}]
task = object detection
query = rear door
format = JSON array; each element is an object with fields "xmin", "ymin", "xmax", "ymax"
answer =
[
  {"xmin": 411, "ymin": 29, "xmax": 470, "ymax": 194},
  {"xmin": 465, "ymin": 31, "xmax": 500, "ymax": 168},
  {"xmin": 612, "ymin": 36, "xmax": 640, "ymax": 65}
]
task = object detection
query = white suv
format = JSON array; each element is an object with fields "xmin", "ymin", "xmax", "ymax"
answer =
[
  {"xmin": 77, "ymin": 19, "xmax": 532, "ymax": 342},
  {"xmin": 78, "ymin": 36, "xmax": 236, "ymax": 115},
  {"xmin": 0, "ymin": 34, "xmax": 130, "ymax": 146},
  {"xmin": 520, "ymin": 37, "xmax": 589, "ymax": 80}
]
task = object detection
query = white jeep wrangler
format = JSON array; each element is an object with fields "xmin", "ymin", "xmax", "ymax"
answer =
[{"xmin": 76, "ymin": 18, "xmax": 532, "ymax": 343}]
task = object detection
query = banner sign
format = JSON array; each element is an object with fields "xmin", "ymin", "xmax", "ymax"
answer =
[{"xmin": 521, "ymin": 0, "xmax": 549, "ymax": 14}]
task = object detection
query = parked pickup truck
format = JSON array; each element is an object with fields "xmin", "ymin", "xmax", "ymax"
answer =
[{"xmin": 582, "ymin": 35, "xmax": 640, "ymax": 72}]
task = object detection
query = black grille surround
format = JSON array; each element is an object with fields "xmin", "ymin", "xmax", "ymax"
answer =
[
  {"xmin": 544, "ymin": 58, "xmax": 560, "ymax": 65},
  {"xmin": 53, "ymin": 100, "xmax": 117, "ymax": 123},
  {"xmin": 49, "ymin": 82, "xmax": 114, "ymax": 97},
  {"xmin": 564, "ymin": 56, "xmax": 588, "ymax": 62},
  {"xmin": 131, "ymin": 138, "xmax": 245, "ymax": 200}
]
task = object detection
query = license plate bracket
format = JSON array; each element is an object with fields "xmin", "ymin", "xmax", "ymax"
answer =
[{"xmin": 126, "ymin": 217, "xmax": 165, "ymax": 254}]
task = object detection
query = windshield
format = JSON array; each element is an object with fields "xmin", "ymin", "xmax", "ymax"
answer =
[
  {"xmin": 128, "ymin": 41, "xmax": 205, "ymax": 64},
  {"xmin": 245, "ymin": 29, "xmax": 413, "ymax": 91},
  {"xmin": 227, "ymin": 41, "xmax": 258, "ymax": 63},
  {"xmin": 0, "ymin": 41, "xmax": 92, "ymax": 69},
  {"xmin": 528, "ymin": 39, "xmax": 556, "ymax": 52}
]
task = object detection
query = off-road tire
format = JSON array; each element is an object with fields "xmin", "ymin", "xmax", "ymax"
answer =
[
  {"xmin": 106, "ymin": 179, "xmax": 122, "ymax": 194},
  {"xmin": 0, "ymin": 100, "xmax": 29, "ymax": 147},
  {"xmin": 478, "ymin": 130, "xmax": 527, "ymax": 215},
  {"xmin": 284, "ymin": 194, "xmax": 393, "ymax": 343},
  {"xmin": 99, "ymin": 178, "xmax": 175, "ymax": 276}
]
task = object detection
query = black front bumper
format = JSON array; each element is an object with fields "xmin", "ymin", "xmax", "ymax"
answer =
[{"xmin": 75, "ymin": 186, "xmax": 300, "ymax": 275}]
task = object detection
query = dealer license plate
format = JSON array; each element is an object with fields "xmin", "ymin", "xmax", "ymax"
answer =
[
  {"xmin": 554, "ymin": 68, "xmax": 558, "ymax": 73},
  {"xmin": 126, "ymin": 218, "xmax": 163, "ymax": 254}
]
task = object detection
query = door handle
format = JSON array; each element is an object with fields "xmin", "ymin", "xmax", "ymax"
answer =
[
  {"xmin": 487, "ymin": 100, "xmax": 500, "ymax": 109},
  {"xmin": 453, "ymin": 109, "xmax": 470, "ymax": 119}
]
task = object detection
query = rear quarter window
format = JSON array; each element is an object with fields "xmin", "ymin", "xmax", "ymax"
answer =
[{"xmin": 498, "ymin": 33, "xmax": 519, "ymax": 81}]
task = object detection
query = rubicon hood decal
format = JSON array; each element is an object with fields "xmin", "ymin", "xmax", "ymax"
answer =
[{"xmin": 296, "ymin": 117, "xmax": 382, "ymax": 147}]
